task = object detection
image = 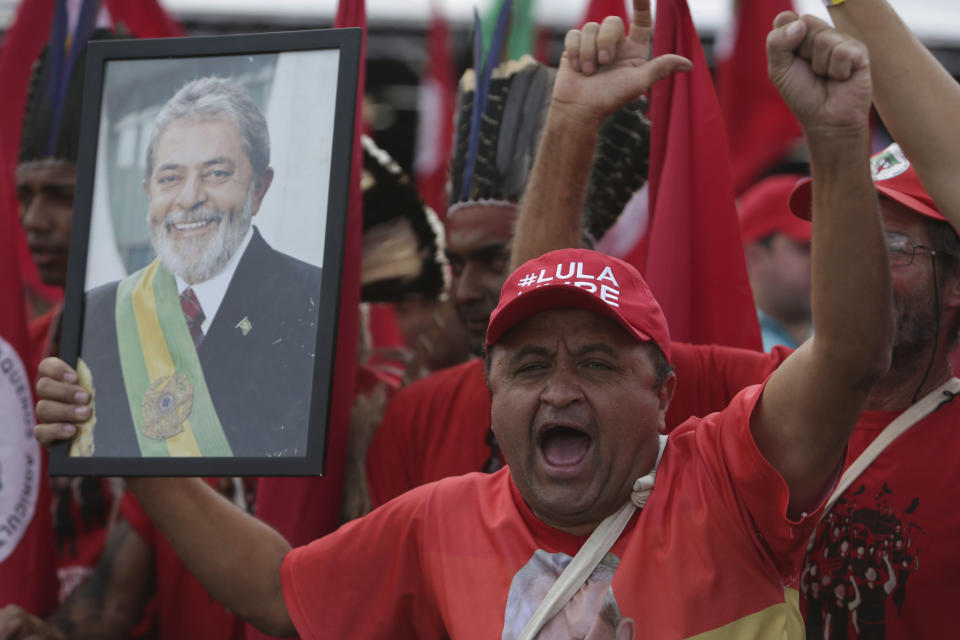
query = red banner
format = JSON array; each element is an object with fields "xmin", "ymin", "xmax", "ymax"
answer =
[
  {"xmin": 414, "ymin": 7, "xmax": 455, "ymax": 220},
  {"xmin": 630, "ymin": 0, "xmax": 761, "ymax": 350},
  {"xmin": 0, "ymin": 137, "xmax": 58, "ymax": 615},
  {"xmin": 714, "ymin": 0, "xmax": 801, "ymax": 195}
]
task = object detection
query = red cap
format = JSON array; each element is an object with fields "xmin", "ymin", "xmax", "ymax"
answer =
[
  {"xmin": 739, "ymin": 174, "xmax": 811, "ymax": 245},
  {"xmin": 789, "ymin": 143, "xmax": 947, "ymax": 224},
  {"xmin": 486, "ymin": 248, "xmax": 671, "ymax": 361}
]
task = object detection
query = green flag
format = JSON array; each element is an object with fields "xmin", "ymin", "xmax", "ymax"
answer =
[{"xmin": 482, "ymin": 0, "xmax": 536, "ymax": 61}]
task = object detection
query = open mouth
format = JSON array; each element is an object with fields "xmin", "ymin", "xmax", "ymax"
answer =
[{"xmin": 539, "ymin": 425, "xmax": 592, "ymax": 469}]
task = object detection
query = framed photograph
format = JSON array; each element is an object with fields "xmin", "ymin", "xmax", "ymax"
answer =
[{"xmin": 50, "ymin": 28, "xmax": 361, "ymax": 476}]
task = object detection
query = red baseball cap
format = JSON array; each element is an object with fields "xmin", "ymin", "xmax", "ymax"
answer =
[
  {"xmin": 739, "ymin": 174, "xmax": 812, "ymax": 245},
  {"xmin": 486, "ymin": 248, "xmax": 671, "ymax": 361},
  {"xmin": 788, "ymin": 143, "xmax": 947, "ymax": 224}
]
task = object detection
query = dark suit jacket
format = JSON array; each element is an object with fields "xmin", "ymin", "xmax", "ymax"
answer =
[{"xmin": 80, "ymin": 227, "xmax": 321, "ymax": 457}]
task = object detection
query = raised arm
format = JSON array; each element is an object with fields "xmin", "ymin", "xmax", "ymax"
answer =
[
  {"xmin": 848, "ymin": 575, "xmax": 862, "ymax": 610},
  {"xmin": 882, "ymin": 552, "xmax": 897, "ymax": 593},
  {"xmin": 509, "ymin": 0, "xmax": 690, "ymax": 269},
  {"xmin": 45, "ymin": 518, "xmax": 155, "ymax": 640},
  {"xmin": 125, "ymin": 477, "xmax": 294, "ymax": 636},
  {"xmin": 754, "ymin": 14, "xmax": 893, "ymax": 516},
  {"xmin": 828, "ymin": 0, "xmax": 960, "ymax": 223},
  {"xmin": 34, "ymin": 358, "xmax": 296, "ymax": 637}
]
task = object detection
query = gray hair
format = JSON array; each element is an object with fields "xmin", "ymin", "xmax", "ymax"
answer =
[{"xmin": 144, "ymin": 76, "xmax": 270, "ymax": 181}]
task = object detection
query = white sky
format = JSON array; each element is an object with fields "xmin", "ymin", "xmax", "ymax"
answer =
[
  {"xmin": 2, "ymin": 0, "xmax": 958, "ymax": 45},
  {"xmin": 159, "ymin": 0, "xmax": 960, "ymax": 44}
]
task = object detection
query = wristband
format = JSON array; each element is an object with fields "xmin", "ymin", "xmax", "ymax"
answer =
[{"xmin": 823, "ymin": 0, "xmax": 847, "ymax": 5}]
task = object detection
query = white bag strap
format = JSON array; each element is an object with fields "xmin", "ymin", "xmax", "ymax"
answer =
[
  {"xmin": 822, "ymin": 377, "xmax": 960, "ymax": 517},
  {"xmin": 516, "ymin": 435, "xmax": 667, "ymax": 640}
]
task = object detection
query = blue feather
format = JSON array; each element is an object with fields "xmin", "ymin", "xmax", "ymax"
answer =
[
  {"xmin": 460, "ymin": 8, "xmax": 485, "ymax": 201},
  {"xmin": 44, "ymin": 0, "xmax": 68, "ymax": 124},
  {"xmin": 482, "ymin": 0, "xmax": 513, "ymax": 87},
  {"xmin": 47, "ymin": 0, "xmax": 101, "ymax": 155}
]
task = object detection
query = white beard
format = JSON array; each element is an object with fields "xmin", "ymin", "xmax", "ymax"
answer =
[{"xmin": 149, "ymin": 187, "xmax": 254, "ymax": 284}]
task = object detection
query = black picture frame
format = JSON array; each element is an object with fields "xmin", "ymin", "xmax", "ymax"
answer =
[{"xmin": 50, "ymin": 28, "xmax": 361, "ymax": 476}]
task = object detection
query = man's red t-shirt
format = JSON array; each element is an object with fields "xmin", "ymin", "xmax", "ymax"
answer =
[
  {"xmin": 366, "ymin": 344, "xmax": 789, "ymax": 507},
  {"xmin": 286, "ymin": 383, "xmax": 819, "ymax": 639},
  {"xmin": 801, "ymin": 392, "xmax": 960, "ymax": 639}
]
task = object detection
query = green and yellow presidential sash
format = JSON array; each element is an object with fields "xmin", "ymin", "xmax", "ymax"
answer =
[{"xmin": 114, "ymin": 260, "xmax": 233, "ymax": 457}]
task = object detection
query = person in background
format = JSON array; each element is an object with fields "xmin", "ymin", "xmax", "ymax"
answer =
[{"xmin": 738, "ymin": 174, "xmax": 813, "ymax": 350}]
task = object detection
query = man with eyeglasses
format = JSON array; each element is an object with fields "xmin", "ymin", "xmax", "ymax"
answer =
[{"xmin": 788, "ymin": 139, "xmax": 960, "ymax": 639}]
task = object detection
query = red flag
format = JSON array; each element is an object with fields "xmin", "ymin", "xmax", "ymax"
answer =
[
  {"xmin": 628, "ymin": 0, "xmax": 762, "ymax": 350},
  {"xmin": 0, "ymin": 139, "xmax": 58, "ymax": 614},
  {"xmin": 0, "ymin": 0, "xmax": 54, "ymax": 170},
  {"xmin": 578, "ymin": 0, "xmax": 627, "ymax": 28},
  {"xmin": 414, "ymin": 6, "xmax": 455, "ymax": 220},
  {"xmin": 102, "ymin": 0, "xmax": 184, "ymax": 38},
  {"xmin": 249, "ymin": 6, "xmax": 365, "ymax": 638},
  {"xmin": 0, "ymin": 0, "xmax": 63, "ymax": 314},
  {"xmin": 714, "ymin": 0, "xmax": 801, "ymax": 195}
]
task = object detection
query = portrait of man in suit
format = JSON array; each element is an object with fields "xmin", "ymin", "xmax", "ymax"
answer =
[{"xmin": 74, "ymin": 75, "xmax": 323, "ymax": 459}]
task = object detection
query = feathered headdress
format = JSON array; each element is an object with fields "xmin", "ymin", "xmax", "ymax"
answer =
[
  {"xmin": 361, "ymin": 135, "xmax": 448, "ymax": 303},
  {"xmin": 447, "ymin": 2, "xmax": 650, "ymax": 244},
  {"xmin": 19, "ymin": 0, "xmax": 114, "ymax": 165}
]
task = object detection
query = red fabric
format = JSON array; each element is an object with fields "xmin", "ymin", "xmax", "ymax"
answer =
[
  {"xmin": 121, "ymin": 486, "xmax": 245, "ymax": 640},
  {"xmin": 0, "ymin": 136, "xmax": 57, "ymax": 614},
  {"xmin": 801, "ymin": 398, "xmax": 960, "ymax": 639},
  {"xmin": 366, "ymin": 344, "xmax": 785, "ymax": 507},
  {"xmin": 413, "ymin": 9, "xmax": 455, "ymax": 220},
  {"xmin": 714, "ymin": 0, "xmax": 801, "ymax": 195},
  {"xmin": 24, "ymin": 308, "xmax": 118, "ymax": 613},
  {"xmin": 0, "ymin": 0, "xmax": 63, "ymax": 313},
  {"xmin": 0, "ymin": 0, "xmax": 54, "ymax": 171},
  {"xmin": 628, "ymin": 0, "xmax": 761, "ymax": 351},
  {"xmin": 577, "ymin": 0, "xmax": 627, "ymax": 28},
  {"xmin": 249, "ymin": 5, "xmax": 366, "ymax": 637},
  {"xmin": 284, "ymin": 383, "xmax": 816, "ymax": 638},
  {"xmin": 50, "ymin": 478, "xmax": 115, "ymax": 604},
  {"xmin": 366, "ymin": 303, "xmax": 408, "ymax": 388},
  {"xmin": 739, "ymin": 173, "xmax": 811, "ymax": 244},
  {"xmin": 102, "ymin": 0, "xmax": 184, "ymax": 38},
  {"xmin": 366, "ymin": 359, "xmax": 492, "ymax": 508}
]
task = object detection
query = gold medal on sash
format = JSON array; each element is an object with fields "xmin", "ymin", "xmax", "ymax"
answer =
[{"xmin": 140, "ymin": 372, "xmax": 194, "ymax": 440}]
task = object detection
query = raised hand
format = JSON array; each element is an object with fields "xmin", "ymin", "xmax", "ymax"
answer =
[
  {"xmin": 553, "ymin": 0, "xmax": 691, "ymax": 124},
  {"xmin": 767, "ymin": 12, "xmax": 872, "ymax": 140}
]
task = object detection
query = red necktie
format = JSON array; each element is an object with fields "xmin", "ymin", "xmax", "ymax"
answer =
[{"xmin": 180, "ymin": 287, "xmax": 205, "ymax": 348}]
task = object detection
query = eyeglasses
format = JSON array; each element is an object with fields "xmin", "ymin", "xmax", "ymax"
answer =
[{"xmin": 885, "ymin": 232, "xmax": 939, "ymax": 267}]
